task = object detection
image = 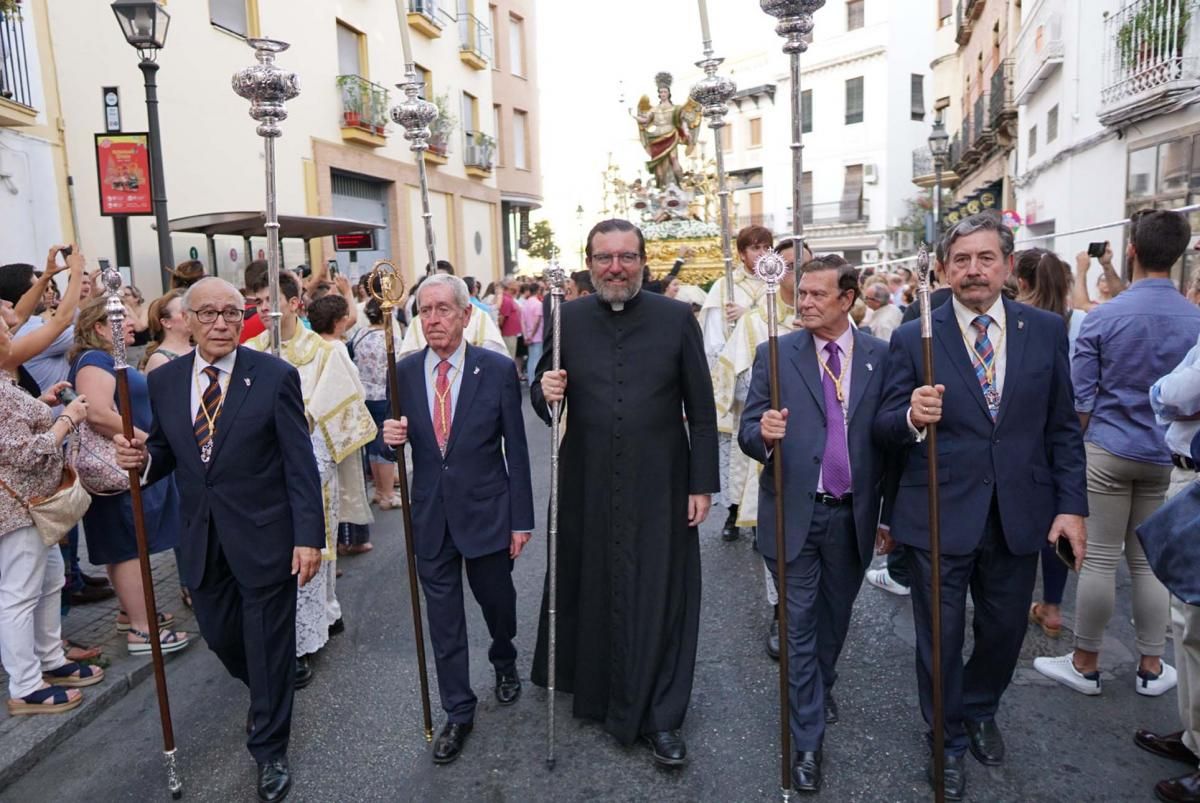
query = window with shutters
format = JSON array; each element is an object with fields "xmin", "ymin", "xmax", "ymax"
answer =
[
  {"xmin": 210, "ymin": 0, "xmax": 258, "ymax": 38},
  {"xmin": 513, "ymin": 110, "xmax": 529, "ymax": 170},
  {"xmin": 509, "ymin": 14, "xmax": 526, "ymax": 78},
  {"xmin": 840, "ymin": 164, "xmax": 863, "ymax": 223},
  {"xmin": 847, "ymin": 0, "xmax": 864, "ymax": 31},
  {"xmin": 1029, "ymin": 125, "xmax": 1038, "ymax": 158},
  {"xmin": 802, "ymin": 90, "xmax": 813, "ymax": 134},
  {"xmin": 336, "ymin": 22, "xmax": 363, "ymax": 77},
  {"xmin": 1047, "ymin": 105, "xmax": 1059, "ymax": 143},
  {"xmin": 911, "ymin": 74, "xmax": 925, "ymax": 121},
  {"xmin": 748, "ymin": 117, "xmax": 763, "ymax": 148},
  {"xmin": 845, "ymin": 77, "xmax": 864, "ymax": 125}
]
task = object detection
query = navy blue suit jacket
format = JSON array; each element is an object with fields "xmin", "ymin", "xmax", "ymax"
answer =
[
  {"xmin": 393, "ymin": 344, "xmax": 534, "ymax": 560},
  {"xmin": 144, "ymin": 347, "xmax": 325, "ymax": 589},
  {"xmin": 739, "ymin": 327, "xmax": 893, "ymax": 566},
  {"xmin": 873, "ymin": 297, "xmax": 1087, "ymax": 556}
]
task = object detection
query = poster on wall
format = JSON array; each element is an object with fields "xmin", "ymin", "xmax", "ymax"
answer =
[{"xmin": 94, "ymin": 133, "xmax": 153, "ymax": 216}]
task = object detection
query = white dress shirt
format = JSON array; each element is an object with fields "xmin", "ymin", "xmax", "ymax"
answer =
[
  {"xmin": 190, "ymin": 350, "xmax": 237, "ymax": 424},
  {"xmin": 423, "ymin": 340, "xmax": 467, "ymax": 426}
]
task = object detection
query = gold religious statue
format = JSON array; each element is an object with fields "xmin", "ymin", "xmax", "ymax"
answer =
[{"xmin": 635, "ymin": 72, "xmax": 702, "ymax": 190}]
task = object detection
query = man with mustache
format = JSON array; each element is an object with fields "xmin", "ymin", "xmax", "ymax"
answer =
[{"xmin": 532, "ymin": 218, "xmax": 719, "ymax": 767}]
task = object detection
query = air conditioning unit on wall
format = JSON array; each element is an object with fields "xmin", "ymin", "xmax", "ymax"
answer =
[
  {"xmin": 863, "ymin": 163, "xmax": 879, "ymax": 184},
  {"xmin": 863, "ymin": 249, "xmax": 881, "ymax": 263}
]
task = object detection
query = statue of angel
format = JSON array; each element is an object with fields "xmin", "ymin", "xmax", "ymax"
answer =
[{"xmin": 634, "ymin": 72, "xmax": 702, "ymax": 190}]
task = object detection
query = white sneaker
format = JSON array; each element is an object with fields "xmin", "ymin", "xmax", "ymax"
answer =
[
  {"xmin": 1136, "ymin": 661, "xmax": 1178, "ymax": 697},
  {"xmin": 866, "ymin": 567, "xmax": 911, "ymax": 597},
  {"xmin": 1033, "ymin": 654, "xmax": 1102, "ymax": 695}
]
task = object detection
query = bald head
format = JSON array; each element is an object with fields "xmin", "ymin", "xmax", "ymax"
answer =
[{"xmin": 184, "ymin": 277, "xmax": 246, "ymax": 361}]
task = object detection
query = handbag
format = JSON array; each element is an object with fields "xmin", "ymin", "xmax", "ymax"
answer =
[
  {"xmin": 1136, "ymin": 478, "xmax": 1200, "ymax": 604},
  {"xmin": 0, "ymin": 464, "xmax": 92, "ymax": 547},
  {"xmin": 73, "ymin": 420, "xmax": 130, "ymax": 495}
]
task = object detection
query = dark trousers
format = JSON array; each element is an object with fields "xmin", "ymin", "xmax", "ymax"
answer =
[
  {"xmin": 887, "ymin": 543, "xmax": 911, "ymax": 588},
  {"xmin": 189, "ymin": 526, "xmax": 297, "ymax": 763},
  {"xmin": 1038, "ymin": 543, "xmax": 1069, "ymax": 605},
  {"xmin": 766, "ymin": 502, "xmax": 863, "ymax": 751},
  {"xmin": 907, "ymin": 501, "xmax": 1038, "ymax": 756},
  {"xmin": 416, "ymin": 530, "xmax": 517, "ymax": 724}
]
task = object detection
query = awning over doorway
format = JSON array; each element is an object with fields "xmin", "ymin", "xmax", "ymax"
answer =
[{"xmin": 168, "ymin": 211, "xmax": 383, "ymax": 239}]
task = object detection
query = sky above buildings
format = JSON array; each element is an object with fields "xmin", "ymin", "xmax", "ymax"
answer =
[{"xmin": 535, "ymin": 0, "xmax": 775, "ymax": 266}]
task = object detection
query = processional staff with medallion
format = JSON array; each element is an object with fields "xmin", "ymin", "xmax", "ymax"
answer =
[
  {"xmin": 542, "ymin": 261, "xmax": 566, "ymax": 769},
  {"xmin": 102, "ymin": 266, "xmax": 183, "ymax": 799}
]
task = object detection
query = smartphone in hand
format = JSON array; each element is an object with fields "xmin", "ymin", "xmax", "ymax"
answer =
[
  {"xmin": 1087, "ymin": 241, "xmax": 1108, "ymax": 259},
  {"xmin": 1055, "ymin": 536, "xmax": 1077, "ymax": 570}
]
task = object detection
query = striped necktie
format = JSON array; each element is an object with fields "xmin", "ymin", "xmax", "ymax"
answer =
[
  {"xmin": 971, "ymin": 315, "xmax": 999, "ymax": 420},
  {"xmin": 194, "ymin": 365, "xmax": 223, "ymax": 462}
]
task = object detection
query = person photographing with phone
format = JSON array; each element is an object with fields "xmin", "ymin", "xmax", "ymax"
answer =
[{"xmin": 1072, "ymin": 240, "xmax": 1127, "ymax": 312}]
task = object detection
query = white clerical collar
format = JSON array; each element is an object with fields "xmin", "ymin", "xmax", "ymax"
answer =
[{"xmin": 608, "ymin": 290, "xmax": 641, "ymax": 313}]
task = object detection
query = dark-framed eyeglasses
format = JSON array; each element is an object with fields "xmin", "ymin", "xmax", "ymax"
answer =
[
  {"xmin": 590, "ymin": 252, "xmax": 642, "ymax": 268},
  {"xmin": 189, "ymin": 307, "xmax": 245, "ymax": 325}
]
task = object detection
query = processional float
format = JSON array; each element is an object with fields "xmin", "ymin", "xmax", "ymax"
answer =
[
  {"xmin": 754, "ymin": 2, "xmax": 823, "ymax": 800},
  {"xmin": 232, "ymin": 38, "xmax": 300, "ymax": 357},
  {"xmin": 688, "ymin": 1, "xmax": 737, "ymax": 335},
  {"xmin": 102, "ymin": 266, "xmax": 182, "ymax": 799}
]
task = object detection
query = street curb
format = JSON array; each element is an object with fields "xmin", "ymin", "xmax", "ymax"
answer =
[{"xmin": 0, "ymin": 650, "xmax": 179, "ymax": 792}]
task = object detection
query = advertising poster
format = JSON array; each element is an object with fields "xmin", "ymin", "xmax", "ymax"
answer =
[{"xmin": 95, "ymin": 133, "xmax": 153, "ymax": 216}]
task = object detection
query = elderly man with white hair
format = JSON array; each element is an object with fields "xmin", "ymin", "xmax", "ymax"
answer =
[{"xmin": 864, "ymin": 281, "xmax": 902, "ymax": 342}]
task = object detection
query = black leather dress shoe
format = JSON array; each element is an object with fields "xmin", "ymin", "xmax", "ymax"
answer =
[
  {"xmin": 329, "ymin": 617, "xmax": 344, "ymax": 636},
  {"xmin": 433, "ymin": 722, "xmax": 473, "ymax": 765},
  {"xmin": 495, "ymin": 669, "xmax": 522, "ymax": 705},
  {"xmin": 294, "ymin": 657, "xmax": 313, "ymax": 690},
  {"xmin": 1157, "ymin": 770, "xmax": 1200, "ymax": 803},
  {"xmin": 824, "ymin": 691, "xmax": 838, "ymax": 725},
  {"xmin": 792, "ymin": 750, "xmax": 822, "ymax": 793},
  {"xmin": 643, "ymin": 730, "xmax": 687, "ymax": 767},
  {"xmin": 964, "ymin": 718, "xmax": 1004, "ymax": 765},
  {"xmin": 928, "ymin": 753, "xmax": 966, "ymax": 801},
  {"xmin": 766, "ymin": 619, "xmax": 780, "ymax": 660},
  {"xmin": 721, "ymin": 522, "xmax": 739, "ymax": 541},
  {"xmin": 1138, "ymin": 729, "xmax": 1200, "ymax": 766},
  {"xmin": 256, "ymin": 757, "xmax": 292, "ymax": 802}
]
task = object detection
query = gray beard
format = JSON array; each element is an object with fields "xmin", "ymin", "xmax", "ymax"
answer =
[{"xmin": 595, "ymin": 272, "xmax": 643, "ymax": 305}]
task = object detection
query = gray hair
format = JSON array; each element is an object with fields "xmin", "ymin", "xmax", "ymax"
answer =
[
  {"xmin": 940, "ymin": 212, "xmax": 1015, "ymax": 261},
  {"xmin": 416, "ymin": 273, "xmax": 471, "ymax": 310},
  {"xmin": 867, "ymin": 283, "xmax": 892, "ymax": 303},
  {"xmin": 182, "ymin": 277, "xmax": 244, "ymax": 310}
]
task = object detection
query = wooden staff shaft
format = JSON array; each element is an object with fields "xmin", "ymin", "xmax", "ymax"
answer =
[
  {"xmin": 383, "ymin": 324, "xmax": 434, "ymax": 742},
  {"xmin": 767, "ymin": 311, "xmax": 792, "ymax": 797},
  {"xmin": 922, "ymin": 332, "xmax": 945, "ymax": 803}
]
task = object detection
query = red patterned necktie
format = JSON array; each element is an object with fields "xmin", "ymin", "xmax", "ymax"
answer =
[{"xmin": 433, "ymin": 359, "xmax": 452, "ymax": 451}]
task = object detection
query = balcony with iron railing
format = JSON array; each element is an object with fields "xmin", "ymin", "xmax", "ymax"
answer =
[
  {"xmin": 337, "ymin": 75, "xmax": 390, "ymax": 148},
  {"xmin": 407, "ymin": 0, "xmax": 457, "ymax": 38},
  {"xmin": 1015, "ymin": 6, "xmax": 1065, "ymax": 104},
  {"xmin": 989, "ymin": 58, "xmax": 1017, "ymax": 131},
  {"xmin": 458, "ymin": 13, "xmax": 492, "ymax": 70},
  {"xmin": 973, "ymin": 92, "xmax": 992, "ymax": 147},
  {"xmin": 956, "ymin": 0, "xmax": 985, "ymax": 46},
  {"xmin": 785, "ymin": 199, "xmax": 871, "ymax": 229},
  {"xmin": 463, "ymin": 130, "xmax": 495, "ymax": 178},
  {"xmin": 0, "ymin": 4, "xmax": 37, "ymax": 127},
  {"xmin": 1100, "ymin": 0, "xmax": 1200, "ymax": 126}
]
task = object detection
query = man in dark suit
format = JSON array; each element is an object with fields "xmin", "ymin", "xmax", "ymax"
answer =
[
  {"xmin": 115, "ymin": 277, "xmax": 324, "ymax": 803},
  {"xmin": 739, "ymin": 255, "xmax": 893, "ymax": 793},
  {"xmin": 382, "ymin": 274, "xmax": 533, "ymax": 766},
  {"xmin": 874, "ymin": 213, "xmax": 1087, "ymax": 800}
]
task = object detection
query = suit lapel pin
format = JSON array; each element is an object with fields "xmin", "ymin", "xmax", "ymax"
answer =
[
  {"xmin": 866, "ymin": 362, "xmax": 874, "ymax": 372},
  {"xmin": 244, "ymin": 377, "xmax": 252, "ymax": 386},
  {"xmin": 473, "ymin": 366, "xmax": 480, "ymax": 375},
  {"xmin": 1018, "ymin": 319, "xmax": 1025, "ymax": 330}
]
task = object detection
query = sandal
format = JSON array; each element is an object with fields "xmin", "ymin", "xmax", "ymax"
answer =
[
  {"xmin": 1029, "ymin": 602, "xmax": 1063, "ymax": 638},
  {"xmin": 128, "ymin": 628, "xmax": 190, "ymax": 656},
  {"xmin": 7, "ymin": 685, "xmax": 82, "ymax": 715},
  {"xmin": 116, "ymin": 610, "xmax": 174, "ymax": 633},
  {"xmin": 42, "ymin": 661, "xmax": 105, "ymax": 688},
  {"xmin": 63, "ymin": 640, "xmax": 102, "ymax": 662}
]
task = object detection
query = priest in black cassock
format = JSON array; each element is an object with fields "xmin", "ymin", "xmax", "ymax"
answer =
[{"xmin": 531, "ymin": 218, "xmax": 720, "ymax": 768}]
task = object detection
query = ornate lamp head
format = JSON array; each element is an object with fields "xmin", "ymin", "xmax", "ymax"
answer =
[
  {"xmin": 367, "ymin": 260, "xmax": 407, "ymax": 312},
  {"xmin": 760, "ymin": 0, "xmax": 825, "ymax": 55},
  {"xmin": 755, "ymin": 251, "xmax": 789, "ymax": 294},
  {"xmin": 690, "ymin": 63, "xmax": 737, "ymax": 130},
  {"xmin": 390, "ymin": 71, "xmax": 439, "ymax": 153},
  {"xmin": 231, "ymin": 38, "xmax": 300, "ymax": 138},
  {"xmin": 544, "ymin": 261, "xmax": 566, "ymax": 297}
]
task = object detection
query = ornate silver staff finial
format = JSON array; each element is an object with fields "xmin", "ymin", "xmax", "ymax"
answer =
[
  {"xmin": 101, "ymin": 265, "xmax": 130, "ymax": 370},
  {"xmin": 231, "ymin": 38, "xmax": 300, "ymax": 138},
  {"xmin": 916, "ymin": 243, "xmax": 934, "ymax": 338},
  {"xmin": 544, "ymin": 262, "xmax": 566, "ymax": 297},
  {"xmin": 760, "ymin": 0, "xmax": 825, "ymax": 55},
  {"xmin": 391, "ymin": 71, "xmax": 440, "ymax": 275},
  {"xmin": 916, "ymin": 243, "xmax": 932, "ymax": 292},
  {"xmin": 755, "ymin": 251, "xmax": 788, "ymax": 295}
]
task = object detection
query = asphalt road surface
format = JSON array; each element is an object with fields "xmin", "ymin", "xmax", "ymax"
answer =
[{"xmin": 8, "ymin": 395, "xmax": 1181, "ymax": 802}]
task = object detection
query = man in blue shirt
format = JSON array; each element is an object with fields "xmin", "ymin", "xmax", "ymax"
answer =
[
  {"xmin": 1035, "ymin": 209, "xmax": 1200, "ymax": 698},
  {"xmin": 1137, "ymin": 330, "xmax": 1200, "ymax": 803}
]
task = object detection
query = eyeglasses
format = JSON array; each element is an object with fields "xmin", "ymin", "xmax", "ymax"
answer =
[
  {"xmin": 590, "ymin": 252, "xmax": 642, "ymax": 268},
  {"xmin": 189, "ymin": 307, "xmax": 245, "ymax": 325}
]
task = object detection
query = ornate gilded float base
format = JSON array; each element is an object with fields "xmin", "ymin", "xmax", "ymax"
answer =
[{"xmin": 646, "ymin": 236, "xmax": 724, "ymax": 286}]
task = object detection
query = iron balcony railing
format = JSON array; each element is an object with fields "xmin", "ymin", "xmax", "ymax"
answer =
[
  {"xmin": 790, "ymin": 199, "xmax": 870, "ymax": 226},
  {"xmin": 458, "ymin": 12, "xmax": 492, "ymax": 64},
  {"xmin": 1100, "ymin": 0, "xmax": 1200, "ymax": 112},
  {"xmin": 0, "ymin": 6, "xmax": 34, "ymax": 111},
  {"xmin": 408, "ymin": 0, "xmax": 456, "ymax": 29},
  {"xmin": 990, "ymin": 58, "xmax": 1015, "ymax": 126},
  {"xmin": 463, "ymin": 129, "xmax": 495, "ymax": 171},
  {"xmin": 973, "ymin": 92, "xmax": 989, "ymax": 145},
  {"xmin": 337, "ymin": 75, "xmax": 390, "ymax": 135}
]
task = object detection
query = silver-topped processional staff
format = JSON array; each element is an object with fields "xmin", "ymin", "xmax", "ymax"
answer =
[
  {"xmin": 754, "ymin": 250, "xmax": 793, "ymax": 802},
  {"xmin": 102, "ymin": 267, "xmax": 182, "ymax": 799},
  {"xmin": 761, "ymin": 0, "xmax": 824, "ymax": 311},
  {"xmin": 543, "ymin": 261, "xmax": 566, "ymax": 769},
  {"xmin": 392, "ymin": 1, "xmax": 439, "ymax": 277},
  {"xmin": 917, "ymin": 244, "xmax": 947, "ymax": 803},
  {"xmin": 232, "ymin": 38, "xmax": 300, "ymax": 357},
  {"xmin": 689, "ymin": 1, "xmax": 737, "ymax": 335}
]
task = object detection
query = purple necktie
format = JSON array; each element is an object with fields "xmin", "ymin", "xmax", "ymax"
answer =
[{"xmin": 821, "ymin": 342, "xmax": 851, "ymax": 497}]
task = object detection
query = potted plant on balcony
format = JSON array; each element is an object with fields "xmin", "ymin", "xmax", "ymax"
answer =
[
  {"xmin": 471, "ymin": 131, "xmax": 496, "ymax": 170},
  {"xmin": 428, "ymin": 92, "xmax": 456, "ymax": 157},
  {"xmin": 1117, "ymin": 0, "xmax": 1192, "ymax": 71},
  {"xmin": 0, "ymin": 1, "xmax": 21, "ymax": 20},
  {"xmin": 337, "ymin": 75, "xmax": 365, "ymax": 129},
  {"xmin": 371, "ymin": 85, "xmax": 389, "ymax": 137}
]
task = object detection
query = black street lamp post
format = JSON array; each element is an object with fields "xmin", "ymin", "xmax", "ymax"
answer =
[
  {"xmin": 928, "ymin": 110, "xmax": 950, "ymax": 243},
  {"xmin": 112, "ymin": 0, "xmax": 173, "ymax": 292}
]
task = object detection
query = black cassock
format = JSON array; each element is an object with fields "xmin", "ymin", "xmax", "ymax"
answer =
[{"xmin": 531, "ymin": 290, "xmax": 720, "ymax": 745}]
